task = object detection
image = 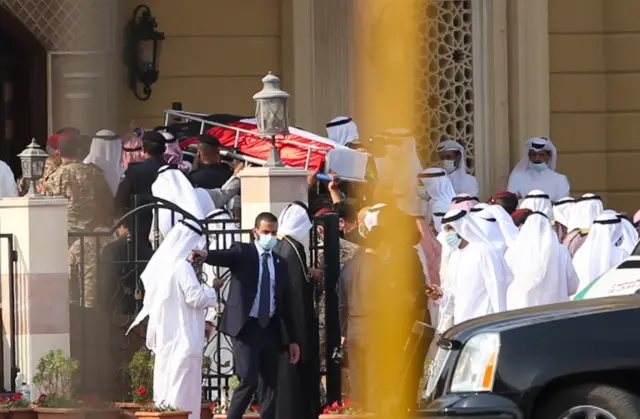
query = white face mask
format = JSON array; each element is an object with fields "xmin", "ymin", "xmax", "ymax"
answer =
[{"xmin": 442, "ymin": 159, "xmax": 456, "ymax": 174}]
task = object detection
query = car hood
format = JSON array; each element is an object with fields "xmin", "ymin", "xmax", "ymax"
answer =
[{"xmin": 442, "ymin": 296, "xmax": 639, "ymax": 342}]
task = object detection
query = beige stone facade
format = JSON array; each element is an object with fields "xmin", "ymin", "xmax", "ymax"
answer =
[
  {"xmin": 549, "ymin": 0, "xmax": 640, "ymax": 212},
  {"xmin": 1, "ymin": 0, "xmax": 640, "ymax": 212}
]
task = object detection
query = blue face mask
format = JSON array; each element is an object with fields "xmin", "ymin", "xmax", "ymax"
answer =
[
  {"xmin": 530, "ymin": 162, "xmax": 548, "ymax": 172},
  {"xmin": 257, "ymin": 234, "xmax": 278, "ymax": 251},
  {"xmin": 445, "ymin": 232, "xmax": 462, "ymax": 249}
]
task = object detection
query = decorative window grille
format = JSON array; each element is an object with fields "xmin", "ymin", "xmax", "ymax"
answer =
[
  {"xmin": 0, "ymin": 0, "xmax": 113, "ymax": 52},
  {"xmin": 416, "ymin": 0, "xmax": 474, "ymax": 172}
]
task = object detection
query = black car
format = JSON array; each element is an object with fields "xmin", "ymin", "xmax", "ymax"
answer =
[{"xmin": 420, "ymin": 296, "xmax": 640, "ymax": 418}]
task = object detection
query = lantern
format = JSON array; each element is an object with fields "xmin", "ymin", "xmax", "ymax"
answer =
[
  {"xmin": 17, "ymin": 139, "xmax": 48, "ymax": 197},
  {"xmin": 125, "ymin": 5, "xmax": 165, "ymax": 101},
  {"xmin": 253, "ymin": 72, "xmax": 290, "ymax": 167}
]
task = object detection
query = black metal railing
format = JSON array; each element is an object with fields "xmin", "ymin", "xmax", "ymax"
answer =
[{"xmin": 65, "ymin": 195, "xmax": 343, "ymax": 404}]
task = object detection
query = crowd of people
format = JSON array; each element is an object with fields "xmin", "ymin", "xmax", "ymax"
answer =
[{"xmin": 2, "ymin": 117, "xmax": 640, "ymax": 419}]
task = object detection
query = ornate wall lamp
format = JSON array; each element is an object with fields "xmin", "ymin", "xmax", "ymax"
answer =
[{"xmin": 124, "ymin": 5, "xmax": 165, "ymax": 101}]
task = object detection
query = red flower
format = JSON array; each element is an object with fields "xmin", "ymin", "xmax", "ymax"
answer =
[
  {"xmin": 250, "ymin": 404, "xmax": 260, "ymax": 412},
  {"xmin": 37, "ymin": 394, "xmax": 47, "ymax": 402},
  {"xmin": 0, "ymin": 397, "xmax": 10, "ymax": 405},
  {"xmin": 137, "ymin": 387, "xmax": 147, "ymax": 396},
  {"xmin": 209, "ymin": 403, "xmax": 217, "ymax": 412},
  {"xmin": 331, "ymin": 401, "xmax": 340, "ymax": 410},
  {"xmin": 343, "ymin": 397, "xmax": 351, "ymax": 408},
  {"xmin": 12, "ymin": 393, "xmax": 22, "ymax": 401},
  {"xmin": 323, "ymin": 408, "xmax": 331, "ymax": 415}
]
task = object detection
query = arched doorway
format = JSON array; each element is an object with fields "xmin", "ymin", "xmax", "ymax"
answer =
[{"xmin": 0, "ymin": 6, "xmax": 47, "ymax": 175}]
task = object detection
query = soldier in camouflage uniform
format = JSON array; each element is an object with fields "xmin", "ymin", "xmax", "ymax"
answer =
[
  {"xmin": 19, "ymin": 128, "xmax": 78, "ymax": 195},
  {"xmin": 68, "ymin": 227, "xmax": 117, "ymax": 308},
  {"xmin": 42, "ymin": 135, "xmax": 114, "ymax": 241},
  {"xmin": 315, "ymin": 228, "xmax": 359, "ymax": 398}
]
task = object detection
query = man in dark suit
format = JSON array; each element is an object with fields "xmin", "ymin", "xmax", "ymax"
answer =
[
  {"xmin": 188, "ymin": 134, "xmax": 233, "ymax": 189},
  {"xmin": 188, "ymin": 212, "xmax": 300, "ymax": 419},
  {"xmin": 114, "ymin": 130, "xmax": 168, "ymax": 246}
]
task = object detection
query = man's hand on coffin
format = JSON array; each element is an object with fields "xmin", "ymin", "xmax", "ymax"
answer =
[
  {"xmin": 233, "ymin": 162, "xmax": 245, "ymax": 176},
  {"xmin": 328, "ymin": 171, "xmax": 341, "ymax": 191},
  {"xmin": 187, "ymin": 249, "xmax": 207, "ymax": 263},
  {"xmin": 307, "ymin": 169, "xmax": 320, "ymax": 186}
]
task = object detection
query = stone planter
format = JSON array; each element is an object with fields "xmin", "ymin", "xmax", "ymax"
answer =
[
  {"xmin": 0, "ymin": 409, "xmax": 8, "ymax": 419},
  {"xmin": 8, "ymin": 408, "xmax": 36, "ymax": 419},
  {"xmin": 320, "ymin": 414, "xmax": 374, "ymax": 419},
  {"xmin": 114, "ymin": 403, "xmax": 148, "ymax": 419},
  {"xmin": 133, "ymin": 412, "xmax": 190, "ymax": 419},
  {"xmin": 212, "ymin": 415, "xmax": 259, "ymax": 419},
  {"xmin": 33, "ymin": 408, "xmax": 118, "ymax": 419}
]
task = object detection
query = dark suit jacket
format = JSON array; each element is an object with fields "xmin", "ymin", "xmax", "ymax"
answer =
[
  {"xmin": 114, "ymin": 156, "xmax": 167, "ymax": 242},
  {"xmin": 205, "ymin": 242, "xmax": 297, "ymax": 345}
]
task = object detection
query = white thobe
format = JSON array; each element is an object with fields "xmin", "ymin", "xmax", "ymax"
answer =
[
  {"xmin": 153, "ymin": 261, "xmax": 217, "ymax": 419},
  {"xmin": 507, "ymin": 168, "xmax": 570, "ymax": 202},
  {"xmin": 505, "ymin": 246, "xmax": 579, "ymax": 310},
  {"xmin": 438, "ymin": 243, "xmax": 509, "ymax": 326},
  {"xmin": 449, "ymin": 169, "xmax": 479, "ymax": 196},
  {"xmin": 0, "ymin": 161, "xmax": 17, "ymax": 198}
]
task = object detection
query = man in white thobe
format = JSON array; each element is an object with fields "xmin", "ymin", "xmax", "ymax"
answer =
[
  {"xmin": 436, "ymin": 140, "xmax": 479, "ymax": 196},
  {"xmin": 484, "ymin": 205, "xmax": 519, "ymax": 247},
  {"xmin": 373, "ymin": 128, "xmax": 423, "ymax": 215},
  {"xmin": 563, "ymin": 193, "xmax": 604, "ymax": 257},
  {"xmin": 427, "ymin": 209, "xmax": 510, "ymax": 328},
  {"xmin": 128, "ymin": 171, "xmax": 217, "ymax": 419},
  {"xmin": 552, "ymin": 197, "xmax": 575, "ymax": 243},
  {"xmin": 417, "ymin": 167, "xmax": 456, "ymax": 232},
  {"xmin": 0, "ymin": 158, "xmax": 17, "ymax": 198},
  {"xmin": 573, "ymin": 213, "xmax": 629, "ymax": 293},
  {"xmin": 505, "ymin": 211, "xmax": 578, "ymax": 310},
  {"xmin": 472, "ymin": 206, "xmax": 508, "ymax": 254},
  {"xmin": 326, "ymin": 116, "xmax": 359, "ymax": 147},
  {"xmin": 518, "ymin": 189, "xmax": 553, "ymax": 219},
  {"xmin": 84, "ymin": 129, "xmax": 123, "ymax": 196},
  {"xmin": 507, "ymin": 137, "xmax": 570, "ymax": 201}
]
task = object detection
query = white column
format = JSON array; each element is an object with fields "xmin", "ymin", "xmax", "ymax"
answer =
[
  {"xmin": 0, "ymin": 196, "xmax": 70, "ymax": 397},
  {"xmin": 507, "ymin": 0, "xmax": 551, "ymax": 160},
  {"xmin": 239, "ymin": 167, "xmax": 310, "ymax": 233}
]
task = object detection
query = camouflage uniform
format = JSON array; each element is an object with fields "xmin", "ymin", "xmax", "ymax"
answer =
[
  {"xmin": 68, "ymin": 227, "xmax": 116, "ymax": 308},
  {"xmin": 317, "ymin": 238, "xmax": 359, "ymax": 373},
  {"xmin": 42, "ymin": 161, "xmax": 114, "ymax": 238}
]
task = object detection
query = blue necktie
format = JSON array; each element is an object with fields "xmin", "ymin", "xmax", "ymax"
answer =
[{"xmin": 258, "ymin": 253, "xmax": 271, "ymax": 327}]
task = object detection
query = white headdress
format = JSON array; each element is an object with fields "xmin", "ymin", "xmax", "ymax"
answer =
[
  {"xmin": 441, "ymin": 209, "xmax": 493, "ymax": 247},
  {"xmin": 504, "ymin": 211, "xmax": 558, "ymax": 301},
  {"xmin": 152, "ymin": 166, "xmax": 189, "ymax": 237},
  {"xmin": 84, "ymin": 129, "xmax": 123, "ymax": 196},
  {"xmin": 566, "ymin": 193, "xmax": 603, "ymax": 232},
  {"xmin": 127, "ymin": 172, "xmax": 207, "ymax": 348},
  {"xmin": 552, "ymin": 197, "xmax": 575, "ymax": 228},
  {"xmin": 279, "ymin": 202, "xmax": 313, "ymax": 244},
  {"xmin": 326, "ymin": 116, "xmax": 359, "ymax": 146},
  {"xmin": 484, "ymin": 205, "xmax": 519, "ymax": 247},
  {"xmin": 512, "ymin": 137, "xmax": 558, "ymax": 175},
  {"xmin": 436, "ymin": 140, "xmax": 469, "ymax": 174},
  {"xmin": 472, "ymin": 206, "xmax": 507, "ymax": 250},
  {"xmin": 418, "ymin": 168, "xmax": 455, "ymax": 231},
  {"xmin": 518, "ymin": 189, "xmax": 553, "ymax": 219},
  {"xmin": 364, "ymin": 203, "xmax": 387, "ymax": 232},
  {"xmin": 573, "ymin": 213, "xmax": 628, "ymax": 290}
]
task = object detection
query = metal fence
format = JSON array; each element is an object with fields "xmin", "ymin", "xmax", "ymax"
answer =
[{"xmin": 64, "ymin": 196, "xmax": 342, "ymax": 404}]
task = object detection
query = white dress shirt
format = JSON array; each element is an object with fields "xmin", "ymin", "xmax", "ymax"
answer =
[{"xmin": 249, "ymin": 241, "xmax": 276, "ymax": 318}]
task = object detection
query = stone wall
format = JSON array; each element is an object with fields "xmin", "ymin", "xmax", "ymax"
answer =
[{"xmin": 549, "ymin": 0, "xmax": 640, "ymax": 212}]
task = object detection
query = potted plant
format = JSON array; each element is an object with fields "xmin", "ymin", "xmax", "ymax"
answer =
[
  {"xmin": 116, "ymin": 348, "xmax": 154, "ymax": 417},
  {"xmin": 31, "ymin": 349, "xmax": 82, "ymax": 419},
  {"xmin": 320, "ymin": 398, "xmax": 371, "ymax": 419},
  {"xmin": 134, "ymin": 403, "xmax": 188, "ymax": 419},
  {"xmin": 0, "ymin": 392, "xmax": 35, "ymax": 419}
]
